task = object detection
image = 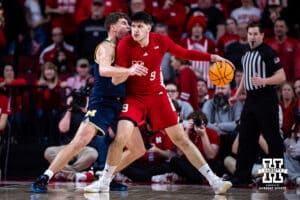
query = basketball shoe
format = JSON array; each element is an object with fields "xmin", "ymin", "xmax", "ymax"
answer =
[
  {"xmin": 31, "ymin": 175, "xmax": 49, "ymax": 193},
  {"xmin": 211, "ymin": 177, "xmax": 232, "ymax": 195},
  {"xmin": 84, "ymin": 176, "xmax": 111, "ymax": 193}
]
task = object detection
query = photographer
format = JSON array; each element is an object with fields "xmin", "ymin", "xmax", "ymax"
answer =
[
  {"xmin": 284, "ymin": 124, "xmax": 300, "ymax": 186},
  {"xmin": 120, "ymin": 120, "xmax": 174, "ymax": 183},
  {"xmin": 44, "ymin": 91, "xmax": 98, "ymax": 182},
  {"xmin": 169, "ymin": 111, "xmax": 220, "ymax": 183}
]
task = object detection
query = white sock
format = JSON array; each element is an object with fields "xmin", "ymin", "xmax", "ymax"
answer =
[
  {"xmin": 102, "ymin": 163, "xmax": 117, "ymax": 180},
  {"xmin": 198, "ymin": 164, "xmax": 218, "ymax": 185},
  {"xmin": 44, "ymin": 169, "xmax": 54, "ymax": 180}
]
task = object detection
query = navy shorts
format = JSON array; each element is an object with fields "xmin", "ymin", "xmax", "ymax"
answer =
[{"xmin": 82, "ymin": 97, "xmax": 123, "ymax": 135}]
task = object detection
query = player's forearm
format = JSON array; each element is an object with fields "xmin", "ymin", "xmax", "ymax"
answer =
[
  {"xmin": 169, "ymin": 43, "xmax": 211, "ymax": 61},
  {"xmin": 99, "ymin": 66, "xmax": 130, "ymax": 78}
]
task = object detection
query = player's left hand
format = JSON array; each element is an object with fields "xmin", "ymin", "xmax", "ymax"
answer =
[{"xmin": 252, "ymin": 74, "xmax": 266, "ymax": 87}]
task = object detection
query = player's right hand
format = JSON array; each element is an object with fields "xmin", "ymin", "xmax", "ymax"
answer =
[{"xmin": 129, "ymin": 64, "xmax": 148, "ymax": 76}]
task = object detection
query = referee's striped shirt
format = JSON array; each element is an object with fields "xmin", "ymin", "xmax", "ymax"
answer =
[{"xmin": 241, "ymin": 43, "xmax": 282, "ymax": 91}]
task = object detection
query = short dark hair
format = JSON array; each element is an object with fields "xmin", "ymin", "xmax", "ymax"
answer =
[
  {"xmin": 187, "ymin": 111, "xmax": 208, "ymax": 126},
  {"xmin": 104, "ymin": 12, "xmax": 130, "ymax": 32},
  {"xmin": 247, "ymin": 21, "xmax": 264, "ymax": 33},
  {"xmin": 131, "ymin": 11, "xmax": 153, "ymax": 25}
]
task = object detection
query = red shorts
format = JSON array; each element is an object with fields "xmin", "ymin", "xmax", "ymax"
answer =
[{"xmin": 119, "ymin": 92, "xmax": 178, "ymax": 131}]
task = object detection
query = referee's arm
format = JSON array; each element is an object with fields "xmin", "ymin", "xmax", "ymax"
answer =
[
  {"xmin": 252, "ymin": 68, "xmax": 286, "ymax": 87},
  {"xmin": 229, "ymin": 74, "xmax": 245, "ymax": 105}
]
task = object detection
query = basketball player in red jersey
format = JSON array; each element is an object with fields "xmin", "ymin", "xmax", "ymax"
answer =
[{"xmin": 85, "ymin": 12, "xmax": 232, "ymax": 194}]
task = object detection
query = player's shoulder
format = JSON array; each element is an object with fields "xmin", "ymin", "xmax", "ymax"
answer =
[{"xmin": 118, "ymin": 34, "xmax": 135, "ymax": 46}]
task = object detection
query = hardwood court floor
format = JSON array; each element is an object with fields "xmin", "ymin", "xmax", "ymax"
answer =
[{"xmin": 0, "ymin": 180, "xmax": 299, "ymax": 200}]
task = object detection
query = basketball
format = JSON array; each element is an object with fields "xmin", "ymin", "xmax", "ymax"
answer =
[{"xmin": 208, "ymin": 61, "xmax": 235, "ymax": 86}]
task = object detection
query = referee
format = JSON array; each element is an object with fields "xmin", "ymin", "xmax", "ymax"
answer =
[{"xmin": 229, "ymin": 22, "xmax": 286, "ymax": 186}]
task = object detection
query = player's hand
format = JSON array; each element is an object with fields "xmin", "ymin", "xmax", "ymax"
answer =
[
  {"xmin": 210, "ymin": 55, "xmax": 236, "ymax": 70},
  {"xmin": 252, "ymin": 74, "xmax": 266, "ymax": 87},
  {"xmin": 128, "ymin": 64, "xmax": 148, "ymax": 76}
]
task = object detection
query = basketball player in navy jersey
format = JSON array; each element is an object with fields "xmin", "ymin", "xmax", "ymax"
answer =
[{"xmin": 31, "ymin": 12, "xmax": 148, "ymax": 193}]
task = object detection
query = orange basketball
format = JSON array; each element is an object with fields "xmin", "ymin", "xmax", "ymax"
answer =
[{"xmin": 208, "ymin": 61, "xmax": 235, "ymax": 86}]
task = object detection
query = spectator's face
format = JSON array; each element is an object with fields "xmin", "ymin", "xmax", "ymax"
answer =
[
  {"xmin": 247, "ymin": 27, "xmax": 264, "ymax": 49},
  {"xmin": 114, "ymin": 18, "xmax": 130, "ymax": 40},
  {"xmin": 170, "ymin": 56, "xmax": 181, "ymax": 70},
  {"xmin": 3, "ymin": 65, "xmax": 14, "ymax": 80},
  {"xmin": 44, "ymin": 68, "xmax": 56, "ymax": 80},
  {"xmin": 191, "ymin": 24, "xmax": 204, "ymax": 38},
  {"xmin": 52, "ymin": 28, "xmax": 64, "ymax": 44},
  {"xmin": 235, "ymin": 71, "xmax": 243, "ymax": 86},
  {"xmin": 197, "ymin": 80, "xmax": 208, "ymax": 96},
  {"xmin": 131, "ymin": 21, "xmax": 151, "ymax": 42},
  {"xmin": 237, "ymin": 23, "xmax": 248, "ymax": 41},
  {"xmin": 226, "ymin": 18, "xmax": 237, "ymax": 34},
  {"xmin": 274, "ymin": 20, "xmax": 288, "ymax": 38},
  {"xmin": 215, "ymin": 85, "xmax": 230, "ymax": 96},
  {"xmin": 77, "ymin": 64, "xmax": 89, "ymax": 78},
  {"xmin": 166, "ymin": 84, "xmax": 179, "ymax": 100},
  {"xmin": 281, "ymin": 83, "xmax": 294, "ymax": 101},
  {"xmin": 294, "ymin": 80, "xmax": 300, "ymax": 99},
  {"xmin": 154, "ymin": 26, "xmax": 168, "ymax": 35},
  {"xmin": 130, "ymin": 0, "xmax": 145, "ymax": 14},
  {"xmin": 91, "ymin": 4, "xmax": 104, "ymax": 19}
]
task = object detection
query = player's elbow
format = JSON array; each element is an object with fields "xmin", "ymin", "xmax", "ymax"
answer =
[
  {"xmin": 112, "ymin": 78, "xmax": 122, "ymax": 85},
  {"xmin": 99, "ymin": 67, "xmax": 109, "ymax": 77}
]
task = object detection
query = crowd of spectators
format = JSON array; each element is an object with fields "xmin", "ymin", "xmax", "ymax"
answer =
[{"xmin": 0, "ymin": 0, "xmax": 300, "ymax": 186}]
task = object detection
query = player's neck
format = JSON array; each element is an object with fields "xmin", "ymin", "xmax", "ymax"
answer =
[
  {"xmin": 106, "ymin": 35, "xmax": 117, "ymax": 46},
  {"xmin": 138, "ymin": 36, "xmax": 149, "ymax": 48}
]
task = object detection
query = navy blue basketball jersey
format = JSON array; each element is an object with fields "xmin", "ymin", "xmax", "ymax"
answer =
[{"xmin": 90, "ymin": 40, "xmax": 126, "ymax": 101}]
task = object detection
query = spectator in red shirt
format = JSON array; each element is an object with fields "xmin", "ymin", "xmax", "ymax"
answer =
[
  {"xmin": 34, "ymin": 62, "xmax": 62, "ymax": 145},
  {"xmin": 170, "ymin": 56, "xmax": 199, "ymax": 111},
  {"xmin": 188, "ymin": 0, "xmax": 226, "ymax": 41},
  {"xmin": 0, "ymin": 64, "xmax": 27, "ymax": 143},
  {"xmin": 120, "ymin": 121, "xmax": 174, "ymax": 182},
  {"xmin": 265, "ymin": 18, "xmax": 300, "ymax": 82},
  {"xmin": 180, "ymin": 15, "xmax": 217, "ymax": 90},
  {"xmin": 75, "ymin": 0, "xmax": 127, "ymax": 25},
  {"xmin": 170, "ymin": 111, "xmax": 220, "ymax": 183},
  {"xmin": 45, "ymin": 0, "xmax": 81, "ymax": 44},
  {"xmin": 0, "ymin": 5, "xmax": 6, "ymax": 56},
  {"xmin": 39, "ymin": 27, "xmax": 75, "ymax": 74},
  {"xmin": 151, "ymin": 0, "xmax": 186, "ymax": 42},
  {"xmin": 217, "ymin": 17, "xmax": 239, "ymax": 56},
  {"xmin": 0, "ymin": 94, "xmax": 9, "ymax": 132},
  {"xmin": 279, "ymin": 81, "xmax": 296, "ymax": 137}
]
